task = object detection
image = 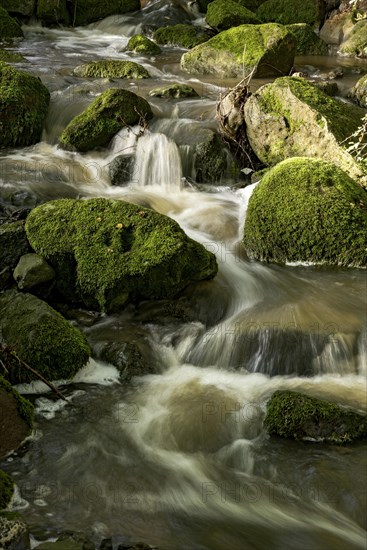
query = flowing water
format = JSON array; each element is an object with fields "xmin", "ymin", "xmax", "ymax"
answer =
[{"xmin": 1, "ymin": 3, "xmax": 367, "ymax": 549}]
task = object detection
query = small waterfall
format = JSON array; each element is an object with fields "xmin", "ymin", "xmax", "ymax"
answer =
[{"xmin": 132, "ymin": 132, "xmax": 184, "ymax": 190}]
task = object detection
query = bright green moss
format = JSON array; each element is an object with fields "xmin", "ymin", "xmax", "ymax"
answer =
[
  {"xmin": 149, "ymin": 83, "xmax": 199, "ymax": 98},
  {"xmin": 59, "ymin": 88, "xmax": 153, "ymax": 152},
  {"xmin": 181, "ymin": 23, "xmax": 295, "ymax": 77},
  {"xmin": 257, "ymin": 0, "xmax": 320, "ymax": 26},
  {"xmin": 0, "ymin": 291, "xmax": 91, "ymax": 382},
  {"xmin": 127, "ymin": 34, "xmax": 161, "ymax": 55},
  {"xmin": 265, "ymin": 390, "xmax": 367, "ymax": 443},
  {"xmin": 71, "ymin": 0, "xmax": 140, "ymax": 26},
  {"xmin": 286, "ymin": 23, "xmax": 328, "ymax": 55},
  {"xmin": 0, "ymin": 6, "xmax": 23, "ymax": 39},
  {"xmin": 339, "ymin": 20, "xmax": 367, "ymax": 58},
  {"xmin": 0, "ymin": 62, "xmax": 50, "ymax": 147},
  {"xmin": 73, "ymin": 59, "xmax": 150, "ymax": 78},
  {"xmin": 243, "ymin": 157, "xmax": 367, "ymax": 266},
  {"xmin": 36, "ymin": 0, "xmax": 70, "ymax": 25},
  {"xmin": 153, "ymin": 24, "xmax": 210, "ymax": 49},
  {"xmin": 0, "ymin": 374, "xmax": 34, "ymax": 428},
  {"xmin": 206, "ymin": 0, "xmax": 260, "ymax": 31},
  {"xmin": 197, "ymin": 0, "xmax": 266, "ymax": 12},
  {"xmin": 25, "ymin": 198, "xmax": 218, "ymax": 312},
  {"xmin": 0, "ymin": 49, "xmax": 25, "ymax": 62},
  {"xmin": 0, "ymin": 470, "xmax": 13, "ymax": 510}
]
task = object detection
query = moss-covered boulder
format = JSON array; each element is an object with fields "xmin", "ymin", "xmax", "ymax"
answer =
[
  {"xmin": 256, "ymin": 0, "xmax": 321, "ymax": 26},
  {"xmin": 265, "ymin": 390, "xmax": 367, "ymax": 443},
  {"xmin": 153, "ymin": 24, "xmax": 211, "ymax": 49},
  {"xmin": 59, "ymin": 88, "xmax": 153, "ymax": 152},
  {"xmin": 180, "ymin": 23, "xmax": 296, "ymax": 78},
  {"xmin": 0, "ymin": 470, "xmax": 13, "ymax": 510},
  {"xmin": 349, "ymin": 73, "xmax": 367, "ymax": 108},
  {"xmin": 149, "ymin": 83, "xmax": 199, "ymax": 98},
  {"xmin": 0, "ymin": 221, "xmax": 30, "ymax": 273},
  {"xmin": 206, "ymin": 0, "xmax": 260, "ymax": 31},
  {"xmin": 0, "ymin": 0, "xmax": 35, "ymax": 17},
  {"xmin": 0, "ymin": 374, "xmax": 33, "ymax": 457},
  {"xmin": 36, "ymin": 0, "xmax": 70, "ymax": 26},
  {"xmin": 244, "ymin": 76, "xmax": 366, "ymax": 183},
  {"xmin": 0, "ymin": 290, "xmax": 91, "ymax": 383},
  {"xmin": 73, "ymin": 59, "xmax": 150, "ymax": 79},
  {"xmin": 198, "ymin": 0, "xmax": 266, "ymax": 12},
  {"xmin": 338, "ymin": 20, "xmax": 367, "ymax": 58},
  {"xmin": 286, "ymin": 23, "xmax": 328, "ymax": 55},
  {"xmin": 0, "ymin": 62, "xmax": 50, "ymax": 148},
  {"xmin": 0, "ymin": 6, "xmax": 23, "ymax": 39},
  {"xmin": 71, "ymin": 0, "xmax": 140, "ymax": 27},
  {"xmin": 25, "ymin": 198, "xmax": 218, "ymax": 312},
  {"xmin": 243, "ymin": 157, "xmax": 367, "ymax": 266},
  {"xmin": 0, "ymin": 49, "xmax": 25, "ymax": 62},
  {"xmin": 127, "ymin": 34, "xmax": 161, "ymax": 55}
]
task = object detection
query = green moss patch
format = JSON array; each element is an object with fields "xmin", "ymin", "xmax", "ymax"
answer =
[
  {"xmin": 243, "ymin": 157, "xmax": 367, "ymax": 266},
  {"xmin": 265, "ymin": 390, "xmax": 367, "ymax": 443},
  {"xmin": 349, "ymin": 73, "xmax": 367, "ymax": 108},
  {"xmin": 0, "ymin": 62, "xmax": 50, "ymax": 147},
  {"xmin": 286, "ymin": 23, "xmax": 328, "ymax": 55},
  {"xmin": 73, "ymin": 59, "xmax": 150, "ymax": 78},
  {"xmin": 0, "ymin": 290, "xmax": 91, "ymax": 382},
  {"xmin": 25, "ymin": 198, "xmax": 218, "ymax": 312},
  {"xmin": 0, "ymin": 49, "xmax": 25, "ymax": 62},
  {"xmin": 257, "ymin": 0, "xmax": 321, "ymax": 26},
  {"xmin": 0, "ymin": 471, "xmax": 13, "ymax": 510},
  {"xmin": 0, "ymin": 7, "xmax": 23, "ymax": 39},
  {"xmin": 153, "ymin": 24, "xmax": 211, "ymax": 49},
  {"xmin": 59, "ymin": 88, "xmax": 153, "ymax": 152},
  {"xmin": 149, "ymin": 83, "xmax": 199, "ymax": 98},
  {"xmin": 339, "ymin": 20, "xmax": 367, "ymax": 58},
  {"xmin": 127, "ymin": 34, "xmax": 161, "ymax": 55},
  {"xmin": 206, "ymin": 0, "xmax": 260, "ymax": 31}
]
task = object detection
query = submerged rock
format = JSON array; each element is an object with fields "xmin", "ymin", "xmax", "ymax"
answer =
[
  {"xmin": 180, "ymin": 23, "xmax": 296, "ymax": 78},
  {"xmin": 153, "ymin": 23, "xmax": 211, "ymax": 49},
  {"xmin": 0, "ymin": 290, "xmax": 91, "ymax": 383},
  {"xmin": 59, "ymin": 88, "xmax": 153, "ymax": 152},
  {"xmin": 338, "ymin": 20, "xmax": 367, "ymax": 58},
  {"xmin": 256, "ymin": 0, "xmax": 322, "ymax": 26},
  {"xmin": 349, "ymin": 73, "xmax": 367, "ymax": 108},
  {"xmin": 243, "ymin": 157, "xmax": 367, "ymax": 266},
  {"xmin": 244, "ymin": 76, "xmax": 366, "ymax": 183},
  {"xmin": 0, "ymin": 7, "xmax": 23, "ymax": 39},
  {"xmin": 0, "ymin": 62, "xmax": 50, "ymax": 148},
  {"xmin": 73, "ymin": 60, "xmax": 150, "ymax": 79},
  {"xmin": 149, "ymin": 83, "xmax": 199, "ymax": 98},
  {"xmin": 206, "ymin": 0, "xmax": 260, "ymax": 31},
  {"xmin": 265, "ymin": 390, "xmax": 367, "ymax": 443},
  {"xmin": 126, "ymin": 34, "xmax": 161, "ymax": 55},
  {"xmin": 0, "ymin": 375, "xmax": 33, "ymax": 458},
  {"xmin": 25, "ymin": 198, "xmax": 218, "ymax": 312},
  {"xmin": 286, "ymin": 23, "xmax": 328, "ymax": 54}
]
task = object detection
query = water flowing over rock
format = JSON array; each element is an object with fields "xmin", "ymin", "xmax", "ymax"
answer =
[
  {"xmin": 25, "ymin": 198, "xmax": 218, "ymax": 312},
  {"xmin": 243, "ymin": 76, "xmax": 366, "ymax": 184},
  {"xmin": 180, "ymin": 23, "xmax": 296, "ymax": 77},
  {"xmin": 243, "ymin": 157, "xmax": 367, "ymax": 267},
  {"xmin": 0, "ymin": 62, "xmax": 50, "ymax": 148}
]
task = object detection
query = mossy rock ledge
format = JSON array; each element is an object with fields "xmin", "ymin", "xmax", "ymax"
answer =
[
  {"xmin": 206, "ymin": 0, "xmax": 260, "ymax": 31},
  {"xmin": 73, "ymin": 60, "xmax": 150, "ymax": 79},
  {"xmin": 0, "ymin": 290, "xmax": 91, "ymax": 383},
  {"xmin": 265, "ymin": 390, "xmax": 367, "ymax": 443},
  {"xmin": 59, "ymin": 88, "xmax": 153, "ymax": 152},
  {"xmin": 256, "ymin": 0, "xmax": 322, "ymax": 27},
  {"xmin": 286, "ymin": 23, "xmax": 328, "ymax": 55},
  {"xmin": 25, "ymin": 198, "xmax": 218, "ymax": 312},
  {"xmin": 0, "ymin": 62, "xmax": 50, "ymax": 148},
  {"xmin": 243, "ymin": 76, "xmax": 367, "ymax": 184},
  {"xmin": 180, "ymin": 23, "xmax": 296, "ymax": 78},
  {"xmin": 0, "ymin": 6, "xmax": 23, "ymax": 39},
  {"xmin": 243, "ymin": 157, "xmax": 367, "ymax": 267}
]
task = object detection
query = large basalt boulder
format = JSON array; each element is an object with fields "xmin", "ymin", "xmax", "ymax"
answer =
[
  {"xmin": 243, "ymin": 76, "xmax": 366, "ymax": 184},
  {"xmin": 338, "ymin": 20, "xmax": 367, "ymax": 58},
  {"xmin": 265, "ymin": 390, "xmax": 367, "ymax": 443},
  {"xmin": 71, "ymin": 0, "xmax": 140, "ymax": 27},
  {"xmin": 180, "ymin": 23, "xmax": 296, "ymax": 78},
  {"xmin": 0, "ymin": 62, "xmax": 50, "ymax": 148},
  {"xmin": 0, "ymin": 290, "xmax": 91, "ymax": 383},
  {"xmin": 153, "ymin": 23, "xmax": 211, "ymax": 49},
  {"xmin": 0, "ymin": 0, "xmax": 35, "ymax": 17},
  {"xmin": 73, "ymin": 60, "xmax": 150, "ymax": 79},
  {"xmin": 0, "ymin": 375, "xmax": 33, "ymax": 458},
  {"xmin": 25, "ymin": 198, "xmax": 218, "ymax": 312},
  {"xmin": 286, "ymin": 23, "xmax": 328, "ymax": 54},
  {"xmin": 0, "ymin": 7, "xmax": 23, "ymax": 38},
  {"xmin": 256, "ymin": 0, "xmax": 322, "ymax": 26},
  {"xmin": 126, "ymin": 34, "xmax": 161, "ymax": 55},
  {"xmin": 59, "ymin": 88, "xmax": 153, "ymax": 152},
  {"xmin": 206, "ymin": 0, "xmax": 260, "ymax": 31},
  {"xmin": 349, "ymin": 73, "xmax": 367, "ymax": 108},
  {"xmin": 36, "ymin": 0, "xmax": 70, "ymax": 26},
  {"xmin": 243, "ymin": 157, "xmax": 367, "ymax": 266}
]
